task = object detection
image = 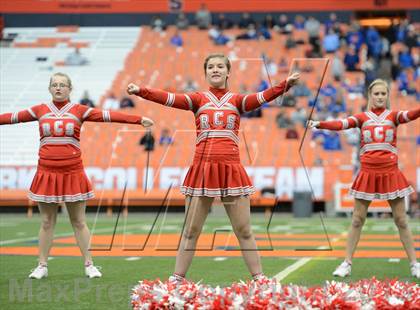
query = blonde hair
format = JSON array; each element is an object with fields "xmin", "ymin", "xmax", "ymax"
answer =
[
  {"xmin": 49, "ymin": 72, "xmax": 73, "ymax": 90},
  {"xmin": 367, "ymin": 79, "xmax": 390, "ymax": 110}
]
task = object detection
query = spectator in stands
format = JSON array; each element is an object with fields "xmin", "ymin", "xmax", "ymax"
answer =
[
  {"xmin": 214, "ymin": 32, "xmax": 231, "ymax": 46},
  {"xmin": 80, "ymin": 90, "xmax": 95, "ymax": 107},
  {"xmin": 285, "ymin": 33, "xmax": 297, "ymax": 49},
  {"xmin": 293, "ymin": 80, "xmax": 311, "ymax": 97},
  {"xmin": 214, "ymin": 13, "xmax": 233, "ymax": 30},
  {"xmin": 323, "ymin": 29, "xmax": 340, "ymax": 54},
  {"xmin": 313, "ymin": 129, "xmax": 342, "ymax": 151},
  {"xmin": 305, "ymin": 41, "xmax": 322, "ymax": 58},
  {"xmin": 208, "ymin": 26, "xmax": 231, "ymax": 46},
  {"xmin": 293, "ymin": 15, "xmax": 305, "ymax": 30},
  {"xmin": 320, "ymin": 83, "xmax": 337, "ymax": 99},
  {"xmin": 276, "ymin": 111, "xmax": 292, "ymax": 128},
  {"xmin": 0, "ymin": 72, "xmax": 153, "ymax": 280},
  {"xmin": 176, "ymin": 12, "xmax": 190, "ymax": 30},
  {"xmin": 256, "ymin": 78, "xmax": 269, "ymax": 92},
  {"xmin": 394, "ymin": 19, "xmax": 409, "ymax": 42},
  {"xmin": 139, "ymin": 130, "xmax": 155, "ymax": 151},
  {"xmin": 362, "ymin": 56, "xmax": 378, "ymax": 92},
  {"xmin": 281, "ymin": 93, "xmax": 297, "ymax": 107},
  {"xmin": 344, "ymin": 45, "xmax": 360, "ymax": 71},
  {"xmin": 391, "ymin": 50, "xmax": 401, "ymax": 80},
  {"xmin": 397, "ymin": 68, "xmax": 417, "ymax": 96},
  {"xmin": 377, "ymin": 55, "xmax": 392, "ymax": 83},
  {"xmin": 331, "ymin": 52, "xmax": 345, "ymax": 81},
  {"xmin": 346, "ymin": 22, "xmax": 364, "ymax": 51},
  {"xmin": 342, "ymin": 77, "xmax": 364, "ymax": 99},
  {"xmin": 278, "ymin": 57, "xmax": 289, "ymax": 73},
  {"xmin": 398, "ymin": 45, "xmax": 414, "ymax": 69},
  {"xmin": 275, "ymin": 14, "xmax": 292, "ymax": 34},
  {"xmin": 159, "ymin": 128, "xmax": 174, "ymax": 145},
  {"xmin": 119, "ymin": 96, "xmax": 135, "ymax": 109},
  {"xmin": 366, "ymin": 26, "xmax": 382, "ymax": 59},
  {"xmin": 195, "ymin": 3, "xmax": 212, "ymax": 29},
  {"xmin": 170, "ymin": 30, "xmax": 184, "ymax": 47},
  {"xmin": 150, "ymin": 15, "xmax": 166, "ymax": 32},
  {"xmin": 182, "ymin": 77, "xmax": 199, "ymax": 92},
  {"xmin": 285, "ymin": 124, "xmax": 299, "ymax": 139},
  {"xmin": 305, "ymin": 16, "xmax": 321, "ymax": 48},
  {"xmin": 262, "ymin": 14, "xmax": 276, "ymax": 29},
  {"xmin": 236, "ymin": 24, "xmax": 258, "ymax": 40},
  {"xmin": 258, "ymin": 24, "xmax": 272, "ymax": 40},
  {"xmin": 404, "ymin": 25, "xmax": 418, "ymax": 49},
  {"xmin": 208, "ymin": 25, "xmax": 220, "ymax": 41},
  {"xmin": 290, "ymin": 106, "xmax": 307, "ymax": 127},
  {"xmin": 238, "ymin": 12, "xmax": 256, "ymax": 29},
  {"xmin": 65, "ymin": 47, "xmax": 88, "ymax": 66},
  {"xmin": 325, "ymin": 12, "xmax": 340, "ymax": 34},
  {"xmin": 327, "ymin": 96, "xmax": 346, "ymax": 114},
  {"xmin": 261, "ymin": 56, "xmax": 277, "ymax": 78},
  {"xmin": 102, "ymin": 93, "xmax": 120, "ymax": 110}
]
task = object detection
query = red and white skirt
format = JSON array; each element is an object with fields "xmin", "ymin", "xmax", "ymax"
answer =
[
  {"xmin": 180, "ymin": 152, "xmax": 255, "ymax": 197},
  {"xmin": 28, "ymin": 158, "xmax": 94, "ymax": 203},
  {"xmin": 349, "ymin": 160, "xmax": 414, "ymax": 201}
]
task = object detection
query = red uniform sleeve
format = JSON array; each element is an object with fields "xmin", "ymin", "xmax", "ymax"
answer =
[
  {"xmin": 395, "ymin": 106, "xmax": 420, "ymax": 125},
  {"xmin": 236, "ymin": 80, "xmax": 292, "ymax": 113},
  {"xmin": 80, "ymin": 105, "xmax": 143, "ymax": 124},
  {"xmin": 318, "ymin": 114, "xmax": 362, "ymax": 131},
  {"xmin": 136, "ymin": 87, "xmax": 200, "ymax": 112},
  {"xmin": 0, "ymin": 106, "xmax": 38, "ymax": 125}
]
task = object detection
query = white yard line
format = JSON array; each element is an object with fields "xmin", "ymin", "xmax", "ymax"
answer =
[
  {"xmin": 274, "ymin": 232, "xmax": 346, "ymax": 281},
  {"xmin": 274, "ymin": 257, "xmax": 312, "ymax": 281},
  {"xmin": 0, "ymin": 223, "xmax": 144, "ymax": 246}
]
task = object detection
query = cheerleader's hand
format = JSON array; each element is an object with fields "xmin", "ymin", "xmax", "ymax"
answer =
[
  {"xmin": 141, "ymin": 117, "xmax": 154, "ymax": 127},
  {"xmin": 127, "ymin": 83, "xmax": 140, "ymax": 95},
  {"xmin": 286, "ymin": 72, "xmax": 300, "ymax": 86},
  {"xmin": 307, "ymin": 120, "xmax": 320, "ymax": 128}
]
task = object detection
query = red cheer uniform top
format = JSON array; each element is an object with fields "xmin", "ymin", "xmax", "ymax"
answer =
[
  {"xmin": 318, "ymin": 107, "xmax": 420, "ymax": 165},
  {"xmin": 0, "ymin": 100, "xmax": 143, "ymax": 164},
  {"xmin": 136, "ymin": 81, "xmax": 291, "ymax": 156}
]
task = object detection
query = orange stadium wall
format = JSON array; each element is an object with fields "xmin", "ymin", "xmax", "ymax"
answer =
[{"xmin": 1, "ymin": 0, "xmax": 420, "ymax": 13}]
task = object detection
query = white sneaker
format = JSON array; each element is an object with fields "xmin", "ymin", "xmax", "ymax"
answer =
[
  {"xmin": 333, "ymin": 261, "xmax": 352, "ymax": 277},
  {"xmin": 168, "ymin": 274, "xmax": 185, "ymax": 285},
  {"xmin": 252, "ymin": 273, "xmax": 268, "ymax": 282},
  {"xmin": 29, "ymin": 265, "xmax": 48, "ymax": 279},
  {"xmin": 410, "ymin": 262, "xmax": 420, "ymax": 279},
  {"xmin": 85, "ymin": 265, "xmax": 102, "ymax": 278}
]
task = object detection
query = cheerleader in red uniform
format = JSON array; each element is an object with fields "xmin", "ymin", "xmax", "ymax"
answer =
[
  {"xmin": 309, "ymin": 79, "xmax": 419, "ymax": 278},
  {"xmin": 127, "ymin": 53, "xmax": 300, "ymax": 282},
  {"xmin": 0, "ymin": 72, "xmax": 154, "ymax": 279}
]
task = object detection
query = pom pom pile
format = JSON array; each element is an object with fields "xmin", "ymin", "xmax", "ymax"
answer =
[{"xmin": 131, "ymin": 277, "xmax": 419, "ymax": 309}]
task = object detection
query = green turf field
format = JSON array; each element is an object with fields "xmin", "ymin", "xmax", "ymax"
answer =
[{"xmin": 1, "ymin": 212, "xmax": 419, "ymax": 309}]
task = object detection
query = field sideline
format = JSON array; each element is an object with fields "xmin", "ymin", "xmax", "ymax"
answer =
[{"xmin": 1, "ymin": 213, "xmax": 419, "ymax": 309}]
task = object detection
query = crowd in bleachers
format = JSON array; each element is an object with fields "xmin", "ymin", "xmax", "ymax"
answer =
[{"xmin": 135, "ymin": 10, "xmax": 419, "ymax": 157}]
